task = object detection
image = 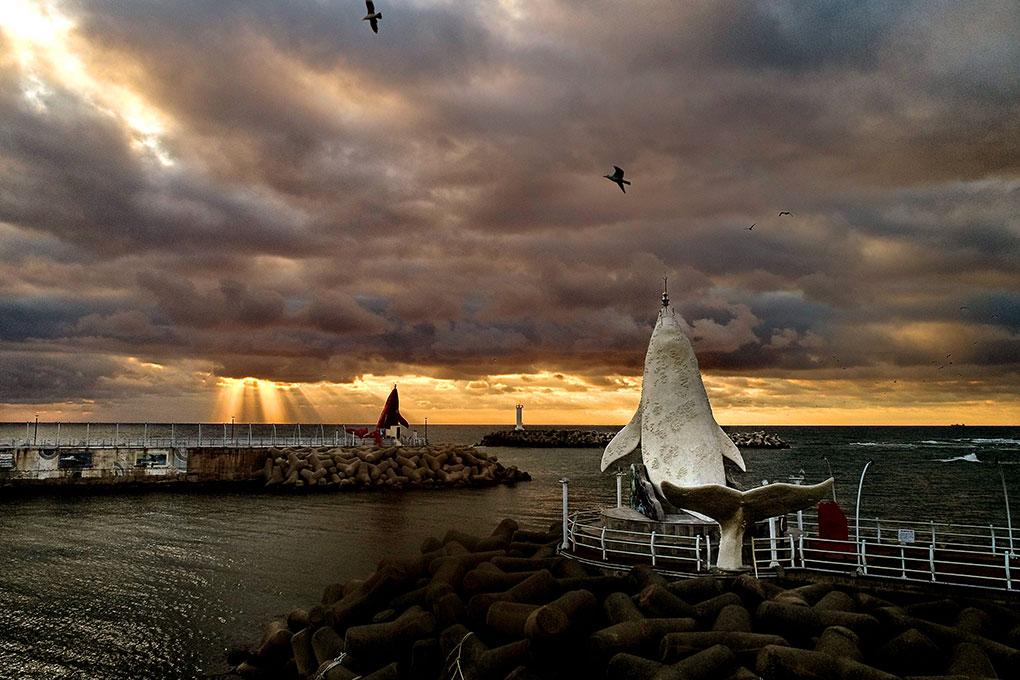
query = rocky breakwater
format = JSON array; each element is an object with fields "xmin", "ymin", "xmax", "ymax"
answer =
[
  {"xmin": 728, "ymin": 430, "xmax": 789, "ymax": 448},
  {"xmin": 221, "ymin": 520, "xmax": 1020, "ymax": 679},
  {"xmin": 262, "ymin": 445, "xmax": 530, "ymax": 490},
  {"xmin": 478, "ymin": 429, "xmax": 616, "ymax": 448}
]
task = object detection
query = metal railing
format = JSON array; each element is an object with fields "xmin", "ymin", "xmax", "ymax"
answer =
[
  {"xmin": 751, "ymin": 532, "xmax": 1020, "ymax": 591},
  {"xmin": 787, "ymin": 510, "xmax": 1020, "ymax": 555},
  {"xmin": 558, "ymin": 503, "xmax": 1020, "ymax": 592},
  {"xmin": 5, "ymin": 428, "xmax": 427, "ymax": 450},
  {"xmin": 564, "ymin": 509, "xmax": 712, "ymax": 574}
]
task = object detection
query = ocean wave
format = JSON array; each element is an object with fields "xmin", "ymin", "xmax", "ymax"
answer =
[
  {"xmin": 938, "ymin": 453, "xmax": 981, "ymax": 463},
  {"xmin": 920, "ymin": 440, "xmax": 942, "ymax": 445},
  {"xmin": 969, "ymin": 438, "xmax": 1020, "ymax": 445}
]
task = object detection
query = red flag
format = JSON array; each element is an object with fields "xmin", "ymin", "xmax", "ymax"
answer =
[{"xmin": 376, "ymin": 385, "xmax": 409, "ymax": 432}]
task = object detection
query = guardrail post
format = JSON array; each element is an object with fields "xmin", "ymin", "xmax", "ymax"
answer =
[
  {"xmin": 560, "ymin": 478, "xmax": 570, "ymax": 550},
  {"xmin": 696, "ymin": 535, "xmax": 702, "ymax": 572},
  {"xmin": 705, "ymin": 534, "xmax": 712, "ymax": 571},
  {"xmin": 768, "ymin": 517, "xmax": 780, "ymax": 567},
  {"xmin": 86, "ymin": 423, "xmax": 90, "ymax": 448},
  {"xmin": 876, "ymin": 518, "xmax": 881, "ymax": 542},
  {"xmin": 56, "ymin": 422, "xmax": 61, "ymax": 449},
  {"xmin": 860, "ymin": 540, "xmax": 868, "ymax": 576},
  {"xmin": 615, "ymin": 468, "xmax": 626, "ymax": 507},
  {"xmin": 1006, "ymin": 553, "xmax": 1013, "ymax": 591},
  {"xmin": 798, "ymin": 534, "xmax": 805, "ymax": 568},
  {"xmin": 929, "ymin": 545, "xmax": 936, "ymax": 582},
  {"xmin": 930, "ymin": 520, "xmax": 936, "ymax": 546},
  {"xmin": 991, "ymin": 524, "xmax": 997, "ymax": 554},
  {"xmin": 601, "ymin": 526, "xmax": 607, "ymax": 561},
  {"xmin": 788, "ymin": 535, "xmax": 796, "ymax": 567},
  {"xmin": 650, "ymin": 531, "xmax": 657, "ymax": 567},
  {"xmin": 900, "ymin": 546, "xmax": 907, "ymax": 579}
]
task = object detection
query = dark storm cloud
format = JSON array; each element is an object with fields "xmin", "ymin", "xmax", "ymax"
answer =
[
  {"xmin": 0, "ymin": 351, "xmax": 121, "ymax": 402},
  {"xmin": 1, "ymin": 0, "xmax": 1018, "ymax": 412}
]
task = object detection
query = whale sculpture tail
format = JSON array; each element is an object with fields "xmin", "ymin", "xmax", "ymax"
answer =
[{"xmin": 662, "ymin": 478, "xmax": 835, "ymax": 570}]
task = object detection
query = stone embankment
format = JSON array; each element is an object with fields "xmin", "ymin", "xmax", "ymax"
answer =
[
  {"xmin": 477, "ymin": 430, "xmax": 617, "ymax": 448},
  {"xmin": 727, "ymin": 431, "xmax": 790, "ymax": 448},
  {"xmin": 478, "ymin": 429, "xmax": 789, "ymax": 449},
  {"xmin": 220, "ymin": 519, "xmax": 1020, "ymax": 679},
  {"xmin": 263, "ymin": 445, "xmax": 529, "ymax": 490}
]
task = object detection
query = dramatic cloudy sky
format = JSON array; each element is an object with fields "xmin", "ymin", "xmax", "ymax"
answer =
[{"xmin": 1, "ymin": 0, "xmax": 1018, "ymax": 426}]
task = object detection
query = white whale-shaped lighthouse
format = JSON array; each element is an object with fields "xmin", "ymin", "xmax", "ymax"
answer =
[
  {"xmin": 600, "ymin": 300, "xmax": 746, "ymax": 491},
  {"xmin": 601, "ymin": 291, "xmax": 832, "ymax": 569}
]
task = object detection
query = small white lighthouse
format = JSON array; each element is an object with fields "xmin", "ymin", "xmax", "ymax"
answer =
[{"xmin": 514, "ymin": 404, "xmax": 524, "ymax": 431}]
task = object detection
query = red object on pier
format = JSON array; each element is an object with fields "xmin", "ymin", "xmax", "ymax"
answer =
[
  {"xmin": 375, "ymin": 385, "xmax": 409, "ymax": 432},
  {"xmin": 816, "ymin": 499, "xmax": 850, "ymax": 551}
]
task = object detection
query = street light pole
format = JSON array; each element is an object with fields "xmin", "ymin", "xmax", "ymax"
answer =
[{"xmin": 855, "ymin": 459, "xmax": 874, "ymax": 546}]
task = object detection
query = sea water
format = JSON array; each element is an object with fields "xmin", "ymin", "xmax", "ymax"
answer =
[{"xmin": 0, "ymin": 424, "xmax": 1019, "ymax": 679}]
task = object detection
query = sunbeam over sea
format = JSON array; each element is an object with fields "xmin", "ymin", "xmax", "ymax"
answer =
[{"xmin": 1, "ymin": 424, "xmax": 1020, "ymax": 679}]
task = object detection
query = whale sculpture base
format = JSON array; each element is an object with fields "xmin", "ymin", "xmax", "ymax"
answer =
[
  {"xmin": 662, "ymin": 478, "xmax": 835, "ymax": 571},
  {"xmin": 601, "ymin": 506, "xmax": 720, "ymax": 540}
]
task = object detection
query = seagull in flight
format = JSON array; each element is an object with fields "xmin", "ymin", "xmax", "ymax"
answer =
[
  {"xmin": 778, "ymin": 211, "xmax": 792, "ymax": 216},
  {"xmin": 604, "ymin": 166, "xmax": 631, "ymax": 193},
  {"xmin": 363, "ymin": 0, "xmax": 382, "ymax": 33},
  {"xmin": 746, "ymin": 223, "xmax": 755, "ymax": 231}
]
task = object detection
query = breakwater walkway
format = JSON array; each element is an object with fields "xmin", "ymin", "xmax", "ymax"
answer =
[
  {"xmin": 220, "ymin": 518, "xmax": 1020, "ymax": 680},
  {"xmin": 478, "ymin": 429, "xmax": 790, "ymax": 448}
]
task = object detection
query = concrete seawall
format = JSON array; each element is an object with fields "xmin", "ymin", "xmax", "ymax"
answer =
[{"xmin": 0, "ymin": 446, "xmax": 266, "ymax": 488}]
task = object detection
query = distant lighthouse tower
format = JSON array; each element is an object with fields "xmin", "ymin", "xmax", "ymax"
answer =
[{"xmin": 514, "ymin": 404, "xmax": 525, "ymax": 431}]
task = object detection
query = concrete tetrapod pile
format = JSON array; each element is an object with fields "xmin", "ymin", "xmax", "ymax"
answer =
[
  {"xmin": 262, "ymin": 445, "xmax": 530, "ymax": 490},
  {"xmin": 225, "ymin": 519, "xmax": 1020, "ymax": 679}
]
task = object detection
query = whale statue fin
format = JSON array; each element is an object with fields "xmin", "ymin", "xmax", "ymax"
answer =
[
  {"xmin": 718, "ymin": 430, "xmax": 747, "ymax": 471},
  {"xmin": 660, "ymin": 478, "xmax": 834, "ymax": 525},
  {"xmin": 600, "ymin": 403, "xmax": 642, "ymax": 472}
]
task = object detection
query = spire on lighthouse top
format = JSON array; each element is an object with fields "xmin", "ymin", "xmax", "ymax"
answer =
[{"xmin": 661, "ymin": 275, "xmax": 669, "ymax": 308}]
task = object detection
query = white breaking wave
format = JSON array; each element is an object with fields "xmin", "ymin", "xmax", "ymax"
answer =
[
  {"xmin": 939, "ymin": 453, "xmax": 981, "ymax": 463},
  {"xmin": 970, "ymin": 438, "xmax": 1020, "ymax": 445}
]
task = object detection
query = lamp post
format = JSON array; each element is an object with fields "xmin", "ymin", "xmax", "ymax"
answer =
[
  {"xmin": 999, "ymin": 461, "xmax": 1015, "ymax": 557},
  {"xmin": 614, "ymin": 467, "xmax": 627, "ymax": 508},
  {"xmin": 855, "ymin": 459, "xmax": 874, "ymax": 546},
  {"xmin": 560, "ymin": 478, "xmax": 570, "ymax": 550}
]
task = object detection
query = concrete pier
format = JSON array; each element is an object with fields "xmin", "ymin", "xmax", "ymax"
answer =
[{"xmin": 0, "ymin": 445, "xmax": 266, "ymax": 488}]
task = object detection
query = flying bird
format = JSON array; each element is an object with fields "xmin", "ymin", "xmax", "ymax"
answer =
[
  {"xmin": 746, "ymin": 223, "xmax": 755, "ymax": 231},
  {"xmin": 363, "ymin": 0, "xmax": 382, "ymax": 33},
  {"xmin": 959, "ymin": 306, "xmax": 969, "ymax": 310},
  {"xmin": 778, "ymin": 211, "xmax": 792, "ymax": 216},
  {"xmin": 604, "ymin": 166, "xmax": 631, "ymax": 193}
]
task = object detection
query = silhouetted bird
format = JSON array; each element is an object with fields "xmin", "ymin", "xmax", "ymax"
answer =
[
  {"xmin": 363, "ymin": 0, "xmax": 381, "ymax": 33},
  {"xmin": 604, "ymin": 166, "xmax": 631, "ymax": 193},
  {"xmin": 746, "ymin": 223, "xmax": 755, "ymax": 230},
  {"xmin": 778, "ymin": 211, "xmax": 792, "ymax": 216}
]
